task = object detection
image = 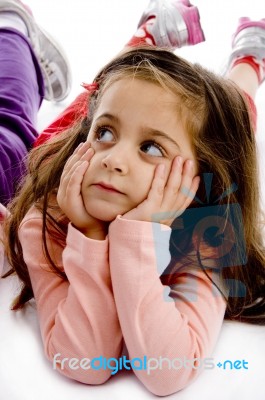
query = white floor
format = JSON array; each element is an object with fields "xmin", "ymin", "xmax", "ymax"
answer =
[{"xmin": 1, "ymin": 1, "xmax": 265, "ymax": 399}]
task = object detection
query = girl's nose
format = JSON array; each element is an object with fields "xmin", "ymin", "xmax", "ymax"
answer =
[{"xmin": 101, "ymin": 150, "xmax": 129, "ymax": 174}]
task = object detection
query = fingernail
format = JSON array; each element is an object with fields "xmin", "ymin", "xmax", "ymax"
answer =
[{"xmin": 176, "ymin": 156, "xmax": 183, "ymax": 165}]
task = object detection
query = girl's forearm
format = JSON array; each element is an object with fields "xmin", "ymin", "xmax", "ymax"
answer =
[
  {"xmin": 108, "ymin": 216, "xmax": 226, "ymax": 396},
  {"xmin": 19, "ymin": 211, "xmax": 123, "ymax": 384}
]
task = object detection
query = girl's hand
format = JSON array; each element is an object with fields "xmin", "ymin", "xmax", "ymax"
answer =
[
  {"xmin": 122, "ymin": 156, "xmax": 200, "ymax": 226},
  {"xmin": 57, "ymin": 142, "xmax": 107, "ymax": 239}
]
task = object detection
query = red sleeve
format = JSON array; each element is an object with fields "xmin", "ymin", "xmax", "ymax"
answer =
[{"xmin": 34, "ymin": 91, "xmax": 90, "ymax": 147}]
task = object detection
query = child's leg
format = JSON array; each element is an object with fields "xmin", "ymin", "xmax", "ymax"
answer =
[
  {"xmin": 0, "ymin": 0, "xmax": 71, "ymax": 205},
  {"xmin": 228, "ymin": 63, "xmax": 259, "ymax": 100},
  {"xmin": 35, "ymin": 0, "xmax": 205, "ymax": 147},
  {"xmin": 0, "ymin": 28, "xmax": 43, "ymax": 205},
  {"xmin": 225, "ymin": 18, "xmax": 265, "ymax": 131}
]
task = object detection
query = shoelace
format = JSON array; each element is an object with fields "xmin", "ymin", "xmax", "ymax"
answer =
[
  {"xmin": 39, "ymin": 54, "xmax": 54, "ymax": 77},
  {"xmin": 39, "ymin": 55, "xmax": 55, "ymax": 100}
]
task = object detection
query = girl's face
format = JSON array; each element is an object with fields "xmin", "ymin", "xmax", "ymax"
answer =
[{"xmin": 82, "ymin": 77, "xmax": 197, "ymax": 221}]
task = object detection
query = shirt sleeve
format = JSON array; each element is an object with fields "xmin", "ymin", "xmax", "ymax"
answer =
[
  {"xmin": 19, "ymin": 208, "xmax": 123, "ymax": 384},
  {"xmin": 108, "ymin": 216, "xmax": 227, "ymax": 396}
]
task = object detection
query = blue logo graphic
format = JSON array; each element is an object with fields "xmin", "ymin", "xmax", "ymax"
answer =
[
  {"xmin": 152, "ymin": 173, "xmax": 247, "ymax": 300},
  {"xmin": 216, "ymin": 359, "xmax": 248, "ymax": 370}
]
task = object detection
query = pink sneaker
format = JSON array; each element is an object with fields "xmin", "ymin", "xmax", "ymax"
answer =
[
  {"xmin": 228, "ymin": 17, "xmax": 265, "ymax": 83},
  {"xmin": 136, "ymin": 0, "xmax": 205, "ymax": 49}
]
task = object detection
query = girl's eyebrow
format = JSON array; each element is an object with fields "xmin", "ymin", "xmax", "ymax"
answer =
[
  {"xmin": 144, "ymin": 128, "xmax": 181, "ymax": 151},
  {"xmin": 95, "ymin": 113, "xmax": 119, "ymax": 123},
  {"xmin": 95, "ymin": 113, "xmax": 181, "ymax": 150}
]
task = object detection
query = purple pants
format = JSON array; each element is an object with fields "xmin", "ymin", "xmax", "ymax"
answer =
[{"xmin": 0, "ymin": 28, "xmax": 44, "ymax": 206}]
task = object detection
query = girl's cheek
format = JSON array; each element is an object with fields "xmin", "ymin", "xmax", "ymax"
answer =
[
  {"xmin": 88, "ymin": 154, "xmax": 98, "ymax": 169},
  {"xmin": 88, "ymin": 151, "xmax": 104, "ymax": 172}
]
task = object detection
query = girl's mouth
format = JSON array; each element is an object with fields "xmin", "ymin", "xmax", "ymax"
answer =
[{"xmin": 92, "ymin": 182, "xmax": 123, "ymax": 194}]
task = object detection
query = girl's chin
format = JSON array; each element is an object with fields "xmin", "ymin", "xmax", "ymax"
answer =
[
  {"xmin": 85, "ymin": 205, "xmax": 124, "ymax": 222},
  {"xmin": 83, "ymin": 197, "xmax": 134, "ymax": 222}
]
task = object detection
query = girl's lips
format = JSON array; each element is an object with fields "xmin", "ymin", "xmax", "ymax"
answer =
[{"xmin": 93, "ymin": 182, "xmax": 123, "ymax": 194}]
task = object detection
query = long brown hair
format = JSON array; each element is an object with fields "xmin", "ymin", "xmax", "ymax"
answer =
[{"xmin": 3, "ymin": 47, "xmax": 265, "ymax": 323}]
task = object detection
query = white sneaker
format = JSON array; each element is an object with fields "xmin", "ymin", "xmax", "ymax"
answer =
[{"xmin": 0, "ymin": 0, "xmax": 72, "ymax": 101}]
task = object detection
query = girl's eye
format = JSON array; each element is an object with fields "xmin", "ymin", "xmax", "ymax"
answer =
[
  {"xmin": 95, "ymin": 127, "xmax": 114, "ymax": 142},
  {"xmin": 141, "ymin": 142, "xmax": 164, "ymax": 157}
]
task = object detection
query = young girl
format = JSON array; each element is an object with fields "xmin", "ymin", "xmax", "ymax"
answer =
[{"xmin": 2, "ymin": 0, "xmax": 265, "ymax": 397}]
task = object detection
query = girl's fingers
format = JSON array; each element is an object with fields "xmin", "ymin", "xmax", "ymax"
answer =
[
  {"xmin": 64, "ymin": 161, "xmax": 89, "ymax": 200},
  {"xmin": 73, "ymin": 141, "xmax": 91, "ymax": 155},
  {"xmin": 181, "ymin": 175, "xmax": 200, "ymax": 210},
  {"xmin": 162, "ymin": 156, "xmax": 183, "ymax": 204},
  {"xmin": 62, "ymin": 155, "xmax": 91, "ymax": 189},
  {"xmin": 159, "ymin": 158, "xmax": 199, "ymax": 221},
  {"xmin": 57, "ymin": 160, "xmax": 89, "ymax": 211},
  {"xmin": 80, "ymin": 146, "xmax": 94, "ymax": 163},
  {"xmin": 72, "ymin": 142, "xmax": 85, "ymax": 154},
  {"xmin": 63, "ymin": 142, "xmax": 92, "ymax": 172},
  {"xmin": 162, "ymin": 157, "xmax": 193, "ymax": 207},
  {"xmin": 176, "ymin": 159, "xmax": 196, "ymax": 205},
  {"xmin": 61, "ymin": 147, "xmax": 94, "ymax": 183},
  {"xmin": 146, "ymin": 163, "xmax": 166, "ymax": 204},
  {"xmin": 58, "ymin": 144, "xmax": 93, "ymax": 205}
]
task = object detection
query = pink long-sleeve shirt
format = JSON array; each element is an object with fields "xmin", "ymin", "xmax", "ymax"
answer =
[{"xmin": 19, "ymin": 205, "xmax": 227, "ymax": 396}]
